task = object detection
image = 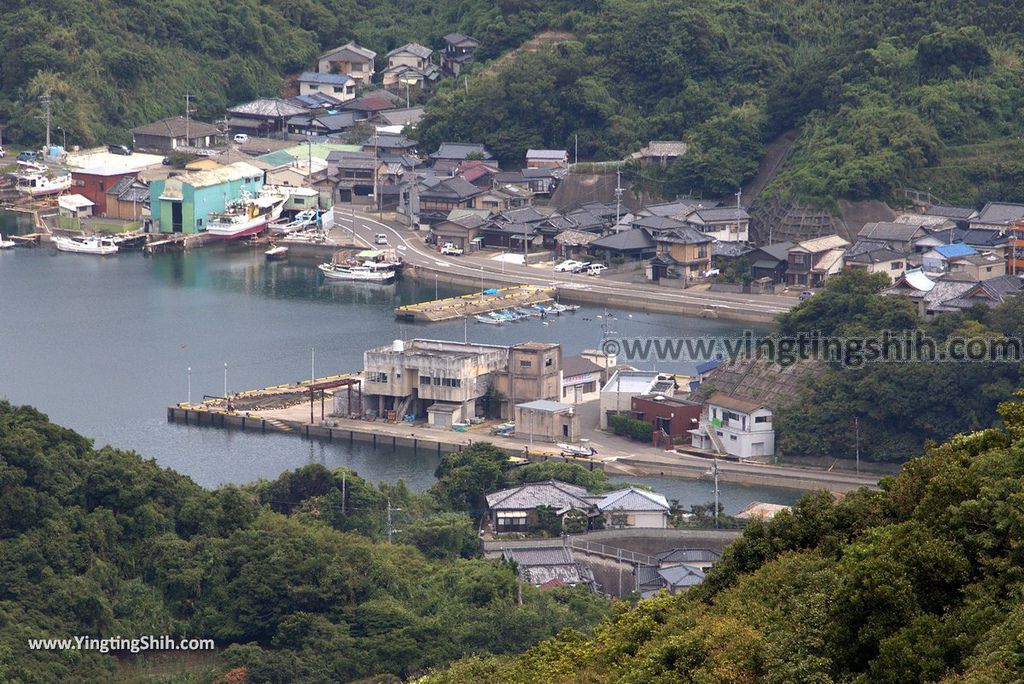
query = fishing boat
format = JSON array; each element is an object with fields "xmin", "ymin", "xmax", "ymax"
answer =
[
  {"xmin": 0, "ymin": 234, "xmax": 15, "ymax": 249},
  {"xmin": 270, "ymin": 209, "xmax": 318, "ymax": 235},
  {"xmin": 53, "ymin": 235, "xmax": 119, "ymax": 255},
  {"xmin": 516, "ymin": 307, "xmax": 541, "ymax": 317},
  {"xmin": 205, "ymin": 189, "xmax": 286, "ymax": 238},
  {"xmin": 475, "ymin": 314, "xmax": 503, "ymax": 325},
  {"xmin": 318, "ymin": 260, "xmax": 396, "ymax": 283},
  {"xmin": 12, "ymin": 171, "xmax": 72, "ymax": 197},
  {"xmin": 265, "ymin": 244, "xmax": 289, "ymax": 261}
]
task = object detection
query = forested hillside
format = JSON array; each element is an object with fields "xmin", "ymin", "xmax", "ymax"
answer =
[
  {"xmin": 0, "ymin": 402, "xmax": 610, "ymax": 682},
  {"xmin": 4, "ymin": 1, "xmax": 1024, "ymax": 208},
  {"xmin": 426, "ymin": 393, "xmax": 1024, "ymax": 682}
]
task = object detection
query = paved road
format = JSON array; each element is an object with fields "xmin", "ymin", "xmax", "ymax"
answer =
[{"xmin": 332, "ymin": 212, "xmax": 797, "ymax": 319}]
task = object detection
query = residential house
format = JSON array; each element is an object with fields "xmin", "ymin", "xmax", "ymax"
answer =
[
  {"xmin": 514, "ymin": 399, "xmax": 580, "ymax": 443},
  {"xmin": 418, "ymin": 175, "xmax": 486, "ymax": 223},
  {"xmin": 317, "ymin": 41, "xmax": 376, "ymax": 84},
  {"xmin": 554, "ymin": 228, "xmax": 600, "ymax": 260},
  {"xmin": 925, "ymin": 204, "xmax": 978, "ymax": 229},
  {"xmin": 501, "ymin": 546, "xmax": 594, "ymax": 588},
  {"xmin": 647, "ymin": 226, "xmax": 713, "ymax": 282},
  {"xmin": 382, "ymin": 43, "xmax": 438, "ymax": 91},
  {"xmin": 785, "ymin": 235, "xmax": 850, "ymax": 287},
  {"xmin": 104, "ymin": 176, "xmax": 149, "ymax": 221},
  {"xmin": 631, "ymin": 141, "xmax": 689, "ymax": 167},
  {"xmin": 58, "ymin": 194, "xmax": 94, "ymax": 219},
  {"xmin": 428, "ymin": 213, "xmax": 487, "ymax": 251},
  {"xmin": 373, "ymin": 107, "xmax": 425, "ymax": 128},
  {"xmin": 630, "ymin": 395, "xmax": 702, "ymax": 448},
  {"xmin": 326, "ymin": 151, "xmax": 379, "ymax": 204},
  {"xmin": 362, "ymin": 133, "xmax": 418, "ymax": 156},
  {"xmin": 684, "ymin": 206, "xmax": 750, "ymax": 242},
  {"xmin": 227, "ymin": 99, "xmax": 308, "ymax": 137},
  {"xmin": 857, "ymin": 221, "xmax": 928, "ymax": 252},
  {"xmin": 526, "ymin": 149, "xmax": 568, "ymax": 169},
  {"xmin": 600, "ymin": 370, "xmax": 677, "ymax": 429},
  {"xmin": 560, "ymin": 355, "xmax": 604, "ymax": 404},
  {"xmin": 590, "ymin": 228, "xmax": 658, "ymax": 262},
  {"xmin": 599, "ymin": 488, "xmax": 671, "ymax": 529},
  {"xmin": 843, "ymin": 244, "xmax": 907, "ymax": 282},
  {"xmin": 430, "ymin": 142, "xmax": 494, "ymax": 164},
  {"xmin": 916, "ymin": 228, "xmax": 1009, "ymax": 260},
  {"xmin": 149, "ymin": 162, "xmax": 265, "ymax": 234},
  {"xmin": 653, "ymin": 565, "xmax": 706, "ymax": 594},
  {"xmin": 386, "ymin": 42, "xmax": 432, "ymax": 71},
  {"xmin": 950, "ymin": 252, "xmax": 1006, "ymax": 280},
  {"xmin": 296, "ymin": 72, "xmax": 356, "ymax": 100},
  {"xmin": 131, "ymin": 117, "xmax": 221, "ymax": 153},
  {"xmin": 486, "ymin": 480, "xmax": 595, "ymax": 532},
  {"xmin": 747, "ymin": 241, "xmax": 793, "ymax": 283},
  {"xmin": 971, "ymin": 202, "xmax": 1024, "ymax": 231},
  {"xmin": 711, "ymin": 241, "xmax": 754, "ymax": 275},
  {"xmin": 521, "ymin": 167, "xmax": 562, "ymax": 197},
  {"xmin": 382, "ymin": 63, "xmax": 442, "ymax": 92},
  {"xmin": 441, "ymin": 33, "xmax": 480, "ymax": 75},
  {"xmin": 690, "ymin": 392, "xmax": 775, "ymax": 459},
  {"xmin": 339, "ymin": 92, "xmax": 404, "ymax": 117},
  {"xmin": 884, "ymin": 269, "xmax": 1024, "ymax": 317},
  {"xmin": 655, "ymin": 548, "xmax": 722, "ymax": 571},
  {"xmin": 921, "ymin": 243, "xmax": 977, "ymax": 274}
]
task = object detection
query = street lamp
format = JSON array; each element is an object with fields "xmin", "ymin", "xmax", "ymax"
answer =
[
  {"xmin": 56, "ymin": 127, "xmax": 68, "ymax": 148},
  {"xmin": 187, "ymin": 367, "xmax": 191, "ymax": 404},
  {"xmin": 223, "ymin": 362, "xmax": 228, "ymax": 398}
]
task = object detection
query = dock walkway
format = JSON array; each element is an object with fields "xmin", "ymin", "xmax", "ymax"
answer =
[{"xmin": 394, "ymin": 284, "xmax": 554, "ymax": 322}]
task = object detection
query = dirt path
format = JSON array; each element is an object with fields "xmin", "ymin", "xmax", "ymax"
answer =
[
  {"xmin": 481, "ymin": 31, "xmax": 576, "ymax": 77},
  {"xmin": 743, "ymin": 128, "xmax": 799, "ymax": 203}
]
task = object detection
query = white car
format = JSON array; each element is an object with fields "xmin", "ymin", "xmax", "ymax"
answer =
[
  {"xmin": 554, "ymin": 260, "xmax": 584, "ymax": 272},
  {"xmin": 233, "ymin": 133, "xmax": 249, "ymax": 144},
  {"xmin": 375, "ymin": 233, "xmax": 388, "ymax": 245},
  {"xmin": 585, "ymin": 263, "xmax": 607, "ymax": 276},
  {"xmin": 440, "ymin": 243, "xmax": 464, "ymax": 256}
]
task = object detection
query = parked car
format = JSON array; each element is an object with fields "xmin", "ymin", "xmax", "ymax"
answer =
[
  {"xmin": 799, "ymin": 290, "xmax": 816, "ymax": 301},
  {"xmin": 0, "ymin": 146, "xmax": 6, "ymax": 158},
  {"xmin": 585, "ymin": 263, "xmax": 607, "ymax": 276},
  {"xmin": 440, "ymin": 242, "xmax": 463, "ymax": 256},
  {"xmin": 375, "ymin": 233, "xmax": 388, "ymax": 245},
  {"xmin": 16, "ymin": 151, "xmax": 38, "ymax": 162},
  {"xmin": 108, "ymin": 144, "xmax": 132, "ymax": 156},
  {"xmin": 233, "ymin": 133, "xmax": 249, "ymax": 144},
  {"xmin": 570, "ymin": 261, "xmax": 591, "ymax": 273},
  {"xmin": 554, "ymin": 259, "xmax": 583, "ymax": 272},
  {"xmin": 161, "ymin": 156, "xmax": 172, "ymax": 166}
]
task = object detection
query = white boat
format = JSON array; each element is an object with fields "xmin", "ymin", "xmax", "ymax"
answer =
[
  {"xmin": 12, "ymin": 171, "xmax": 72, "ymax": 197},
  {"xmin": 0, "ymin": 234, "xmax": 15, "ymax": 249},
  {"xmin": 206, "ymin": 189, "xmax": 286, "ymax": 238},
  {"xmin": 318, "ymin": 261, "xmax": 396, "ymax": 282},
  {"xmin": 475, "ymin": 314, "xmax": 503, "ymax": 325},
  {"xmin": 557, "ymin": 442, "xmax": 597, "ymax": 457},
  {"xmin": 265, "ymin": 245, "xmax": 289, "ymax": 260},
  {"xmin": 53, "ymin": 235, "xmax": 119, "ymax": 255},
  {"xmin": 270, "ymin": 210, "xmax": 319, "ymax": 235}
]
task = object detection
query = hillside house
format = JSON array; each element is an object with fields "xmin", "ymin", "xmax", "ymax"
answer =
[
  {"xmin": 921, "ymin": 243, "xmax": 977, "ymax": 274},
  {"xmin": 318, "ymin": 41, "xmax": 376, "ymax": 84},
  {"xmin": 843, "ymin": 244, "xmax": 907, "ymax": 283},
  {"xmin": 631, "ymin": 141, "xmax": 689, "ymax": 167},
  {"xmin": 785, "ymin": 235, "xmax": 850, "ymax": 287},
  {"xmin": 526, "ymin": 149, "xmax": 569, "ymax": 169},
  {"xmin": 131, "ymin": 117, "xmax": 221, "ymax": 153},
  {"xmin": 690, "ymin": 392, "xmax": 775, "ymax": 460},
  {"xmin": 227, "ymin": 99, "xmax": 307, "ymax": 137},
  {"xmin": 857, "ymin": 221, "xmax": 928, "ymax": 252},
  {"xmin": 441, "ymin": 33, "xmax": 480, "ymax": 75},
  {"xmin": 925, "ymin": 204, "xmax": 978, "ymax": 229},
  {"xmin": 971, "ymin": 202, "xmax": 1024, "ymax": 231},
  {"xmin": 326, "ymin": 151, "xmax": 380, "ymax": 205},
  {"xmin": 648, "ymin": 226, "xmax": 713, "ymax": 282},
  {"xmin": 684, "ymin": 206, "xmax": 750, "ymax": 242}
]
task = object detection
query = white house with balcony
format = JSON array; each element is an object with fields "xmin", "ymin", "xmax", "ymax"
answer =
[{"xmin": 690, "ymin": 392, "xmax": 774, "ymax": 459}]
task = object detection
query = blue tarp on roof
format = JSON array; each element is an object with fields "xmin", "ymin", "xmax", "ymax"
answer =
[
  {"xmin": 695, "ymin": 358, "xmax": 722, "ymax": 375},
  {"xmin": 934, "ymin": 243, "xmax": 977, "ymax": 258}
]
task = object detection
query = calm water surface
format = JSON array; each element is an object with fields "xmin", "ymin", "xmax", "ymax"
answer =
[{"xmin": 0, "ymin": 244, "xmax": 793, "ymax": 509}]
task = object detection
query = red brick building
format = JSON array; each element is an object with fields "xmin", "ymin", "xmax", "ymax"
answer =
[{"xmin": 630, "ymin": 395, "xmax": 702, "ymax": 448}]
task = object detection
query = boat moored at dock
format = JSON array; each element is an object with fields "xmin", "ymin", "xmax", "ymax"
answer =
[
  {"xmin": 318, "ymin": 261, "xmax": 396, "ymax": 282},
  {"xmin": 53, "ymin": 235, "xmax": 119, "ymax": 255},
  {"xmin": 265, "ymin": 244, "xmax": 289, "ymax": 261},
  {"xmin": 205, "ymin": 189, "xmax": 286, "ymax": 239}
]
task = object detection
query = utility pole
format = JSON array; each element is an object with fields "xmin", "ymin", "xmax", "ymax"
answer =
[
  {"xmin": 464, "ymin": 75, "xmax": 469, "ymax": 95},
  {"xmin": 855, "ymin": 417, "xmax": 860, "ymax": 475},
  {"xmin": 614, "ymin": 167, "xmax": 623, "ymax": 230},
  {"xmin": 712, "ymin": 455, "xmax": 720, "ymax": 529},
  {"xmin": 187, "ymin": 367, "xmax": 191, "ymax": 404},
  {"xmin": 341, "ymin": 471, "xmax": 346, "ymax": 513},
  {"xmin": 223, "ymin": 363, "xmax": 228, "ymax": 398},
  {"xmin": 185, "ymin": 92, "xmax": 193, "ymax": 146},
  {"xmin": 374, "ymin": 133, "xmax": 381, "ymax": 219},
  {"xmin": 574, "ymin": 134, "xmax": 578, "ymax": 165},
  {"xmin": 39, "ymin": 93, "xmax": 52, "ymax": 149},
  {"xmin": 405, "ymin": 81, "xmax": 410, "ymax": 109},
  {"xmin": 386, "ymin": 498, "xmax": 401, "ymax": 543}
]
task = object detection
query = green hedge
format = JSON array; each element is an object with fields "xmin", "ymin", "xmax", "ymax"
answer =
[{"xmin": 608, "ymin": 414, "xmax": 653, "ymax": 442}]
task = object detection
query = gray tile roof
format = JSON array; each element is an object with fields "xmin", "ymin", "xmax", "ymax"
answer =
[
  {"xmin": 633, "ymin": 215, "xmax": 685, "ymax": 231},
  {"xmin": 387, "ymin": 42, "xmax": 432, "ymax": 59},
  {"xmin": 598, "ymin": 488, "xmax": 670, "ymax": 512},
  {"xmin": 657, "ymin": 564, "xmax": 705, "ymax": 588},
  {"xmin": 858, "ymin": 221, "xmax": 924, "ymax": 242},
  {"xmin": 486, "ymin": 480, "xmax": 592, "ymax": 511},
  {"xmin": 500, "ymin": 207, "xmax": 547, "ymax": 224},
  {"xmin": 320, "ymin": 41, "xmax": 376, "ymax": 62},
  {"xmin": 590, "ymin": 228, "xmax": 656, "ymax": 252},
  {"xmin": 655, "ymin": 226, "xmax": 714, "ymax": 245},
  {"xmin": 444, "ymin": 32, "xmax": 479, "ymax": 47},
  {"xmin": 298, "ymin": 71, "xmax": 352, "ymax": 86},
  {"xmin": 976, "ymin": 202, "xmax": 1024, "ymax": 225},
  {"xmin": 562, "ymin": 355, "xmax": 604, "ymax": 377},
  {"xmin": 132, "ymin": 116, "xmax": 221, "ymax": 139},
  {"xmin": 228, "ymin": 98, "xmax": 307, "ymax": 118},
  {"xmin": 655, "ymin": 548, "xmax": 722, "ymax": 564},
  {"xmin": 927, "ymin": 204, "xmax": 978, "ymax": 220},
  {"xmin": 754, "ymin": 241, "xmax": 795, "ymax": 261},
  {"xmin": 687, "ymin": 206, "xmax": 750, "ymax": 223},
  {"xmin": 431, "ymin": 142, "xmax": 493, "ymax": 160}
]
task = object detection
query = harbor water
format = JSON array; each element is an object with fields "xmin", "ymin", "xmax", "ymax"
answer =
[{"xmin": 0, "ymin": 245, "xmax": 799, "ymax": 510}]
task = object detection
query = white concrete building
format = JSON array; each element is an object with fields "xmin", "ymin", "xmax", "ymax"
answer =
[
  {"xmin": 690, "ymin": 392, "xmax": 775, "ymax": 459},
  {"xmin": 599, "ymin": 370, "xmax": 676, "ymax": 429},
  {"xmin": 559, "ymin": 355, "xmax": 604, "ymax": 404}
]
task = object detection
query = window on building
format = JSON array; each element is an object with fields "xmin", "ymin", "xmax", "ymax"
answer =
[
  {"xmin": 755, "ymin": 415, "xmax": 771, "ymax": 423},
  {"xmin": 197, "ymin": 218, "xmax": 203, "ymax": 226},
  {"xmin": 545, "ymin": 357, "xmax": 553, "ymax": 367},
  {"xmin": 891, "ymin": 261, "xmax": 903, "ymax": 270},
  {"xmin": 697, "ymin": 244, "xmax": 708, "ymax": 258},
  {"xmin": 730, "ymin": 435, "xmax": 738, "ymax": 440},
  {"xmin": 333, "ymin": 86, "xmax": 344, "ymax": 93},
  {"xmin": 367, "ymin": 371, "xmax": 388, "ymax": 383},
  {"xmin": 420, "ymin": 376, "xmax": 431, "ymax": 385},
  {"xmin": 519, "ymin": 360, "xmax": 532, "ymax": 368}
]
